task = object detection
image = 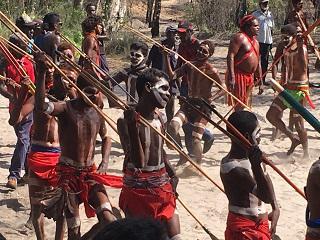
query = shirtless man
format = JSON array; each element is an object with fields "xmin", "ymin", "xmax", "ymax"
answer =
[
  {"xmin": 9, "ymin": 56, "xmax": 66, "ymax": 239},
  {"xmin": 117, "ymin": 68, "xmax": 181, "ymax": 240},
  {"xmin": 285, "ymin": 0, "xmax": 309, "ymax": 28},
  {"xmin": 221, "ymin": 111, "xmax": 279, "ymax": 240},
  {"xmin": 305, "ymin": 157, "xmax": 320, "ymax": 240},
  {"xmin": 271, "ymin": 25, "xmax": 296, "ymax": 140},
  {"xmin": 35, "ymin": 53, "xmax": 122, "ymax": 240},
  {"xmin": 166, "ymin": 40, "xmax": 225, "ymax": 165},
  {"xmin": 36, "ymin": 13, "xmax": 61, "ymax": 64},
  {"xmin": 106, "ymin": 41, "xmax": 149, "ymax": 105},
  {"xmin": 80, "ymin": 15, "xmax": 103, "ymax": 78},
  {"xmin": 80, "ymin": 15, "xmax": 115, "ymax": 107},
  {"xmin": 227, "ymin": 15, "xmax": 262, "ymax": 111},
  {"xmin": 266, "ymin": 24, "xmax": 310, "ymax": 158}
]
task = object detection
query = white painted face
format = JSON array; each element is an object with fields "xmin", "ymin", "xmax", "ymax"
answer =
[
  {"xmin": 149, "ymin": 77, "xmax": 170, "ymax": 108},
  {"xmin": 130, "ymin": 49, "xmax": 145, "ymax": 67}
]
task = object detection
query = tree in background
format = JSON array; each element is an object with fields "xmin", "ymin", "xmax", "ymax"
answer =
[{"xmin": 146, "ymin": 0, "xmax": 161, "ymax": 38}]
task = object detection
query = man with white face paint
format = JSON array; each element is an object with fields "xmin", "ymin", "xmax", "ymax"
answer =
[
  {"xmin": 117, "ymin": 68, "xmax": 181, "ymax": 240},
  {"xmin": 165, "ymin": 40, "xmax": 225, "ymax": 165},
  {"xmin": 106, "ymin": 41, "xmax": 149, "ymax": 105},
  {"xmin": 221, "ymin": 111, "xmax": 279, "ymax": 240},
  {"xmin": 266, "ymin": 24, "xmax": 312, "ymax": 158}
]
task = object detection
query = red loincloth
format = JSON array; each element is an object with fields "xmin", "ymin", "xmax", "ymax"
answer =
[
  {"xmin": 119, "ymin": 168, "xmax": 176, "ymax": 221},
  {"xmin": 51, "ymin": 164, "xmax": 123, "ymax": 218},
  {"xmin": 226, "ymin": 70, "xmax": 254, "ymax": 106},
  {"xmin": 225, "ymin": 212, "xmax": 271, "ymax": 240},
  {"xmin": 28, "ymin": 151, "xmax": 60, "ymax": 182}
]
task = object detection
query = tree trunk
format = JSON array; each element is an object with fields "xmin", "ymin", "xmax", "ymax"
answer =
[
  {"xmin": 146, "ymin": 0, "xmax": 155, "ymax": 25},
  {"xmin": 151, "ymin": 0, "xmax": 161, "ymax": 37},
  {"xmin": 106, "ymin": 0, "xmax": 127, "ymax": 33}
]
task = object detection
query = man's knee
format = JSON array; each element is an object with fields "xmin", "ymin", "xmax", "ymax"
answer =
[{"xmin": 168, "ymin": 120, "xmax": 180, "ymax": 135}]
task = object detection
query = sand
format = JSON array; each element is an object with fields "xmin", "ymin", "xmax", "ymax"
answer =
[{"xmin": 0, "ymin": 46, "xmax": 319, "ymax": 239}]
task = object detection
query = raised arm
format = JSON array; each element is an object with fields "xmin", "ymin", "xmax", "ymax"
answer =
[{"xmin": 35, "ymin": 53, "xmax": 66, "ymax": 116}]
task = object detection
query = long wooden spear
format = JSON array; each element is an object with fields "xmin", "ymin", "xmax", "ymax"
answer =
[
  {"xmin": 0, "ymin": 11, "xmax": 123, "ymax": 139},
  {"xmin": 56, "ymin": 49, "xmax": 226, "ymax": 193},
  {"xmin": 296, "ymin": 12, "xmax": 320, "ymax": 62},
  {"xmin": 178, "ymin": 97, "xmax": 307, "ymax": 200},
  {"xmin": 123, "ymin": 24, "xmax": 251, "ymax": 111},
  {"xmin": 261, "ymin": 17, "xmax": 320, "ymax": 82},
  {"xmin": 0, "ymin": 36, "xmax": 35, "ymax": 63},
  {"xmin": 57, "ymin": 43, "xmax": 222, "ymax": 240},
  {"xmin": 177, "ymin": 198, "xmax": 219, "ymax": 240},
  {"xmin": 0, "ymin": 40, "xmax": 36, "ymax": 94},
  {"xmin": 269, "ymin": 78, "xmax": 320, "ymax": 134}
]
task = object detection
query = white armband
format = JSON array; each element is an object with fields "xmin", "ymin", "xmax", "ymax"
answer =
[{"xmin": 44, "ymin": 101, "xmax": 54, "ymax": 115}]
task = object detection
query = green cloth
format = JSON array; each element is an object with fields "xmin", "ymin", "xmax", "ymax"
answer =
[{"xmin": 281, "ymin": 89, "xmax": 305, "ymax": 109}]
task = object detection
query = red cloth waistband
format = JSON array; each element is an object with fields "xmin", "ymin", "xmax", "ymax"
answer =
[
  {"xmin": 225, "ymin": 212, "xmax": 270, "ymax": 240},
  {"xmin": 53, "ymin": 164, "xmax": 123, "ymax": 218},
  {"xmin": 28, "ymin": 151, "xmax": 60, "ymax": 182}
]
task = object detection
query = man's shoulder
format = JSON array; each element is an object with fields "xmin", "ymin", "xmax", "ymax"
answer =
[
  {"xmin": 220, "ymin": 157, "xmax": 251, "ymax": 174},
  {"xmin": 252, "ymin": 9, "xmax": 261, "ymax": 17}
]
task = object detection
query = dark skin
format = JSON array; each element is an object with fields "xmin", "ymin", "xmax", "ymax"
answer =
[
  {"xmin": 22, "ymin": 59, "xmax": 64, "ymax": 240},
  {"xmin": 165, "ymin": 43, "xmax": 225, "ymax": 163},
  {"xmin": 305, "ymin": 159, "xmax": 320, "ymax": 238},
  {"xmin": 221, "ymin": 121, "xmax": 279, "ymax": 235},
  {"xmin": 227, "ymin": 19, "xmax": 262, "ymax": 110},
  {"xmin": 285, "ymin": 1, "xmax": 309, "ymax": 28},
  {"xmin": 266, "ymin": 32, "xmax": 309, "ymax": 158},
  {"xmin": 82, "ymin": 25, "xmax": 101, "ymax": 79},
  {"xmin": 117, "ymin": 77, "xmax": 180, "ymax": 238},
  {"xmin": 35, "ymin": 53, "xmax": 115, "ymax": 240}
]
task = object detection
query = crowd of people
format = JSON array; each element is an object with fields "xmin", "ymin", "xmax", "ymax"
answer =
[{"xmin": 0, "ymin": 0, "xmax": 319, "ymax": 239}]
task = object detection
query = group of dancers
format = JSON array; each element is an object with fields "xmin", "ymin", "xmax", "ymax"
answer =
[{"xmin": 0, "ymin": 0, "xmax": 319, "ymax": 239}]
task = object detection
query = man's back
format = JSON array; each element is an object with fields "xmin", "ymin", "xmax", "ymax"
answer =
[{"xmin": 58, "ymin": 99, "xmax": 101, "ymax": 165}]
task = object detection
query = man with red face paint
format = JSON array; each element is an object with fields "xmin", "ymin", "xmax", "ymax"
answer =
[{"xmin": 227, "ymin": 15, "xmax": 262, "ymax": 111}]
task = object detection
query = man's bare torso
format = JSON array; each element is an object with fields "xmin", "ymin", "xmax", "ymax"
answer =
[
  {"xmin": 284, "ymin": 45, "xmax": 308, "ymax": 84},
  {"xmin": 120, "ymin": 113, "xmax": 165, "ymax": 170},
  {"xmin": 233, "ymin": 33, "xmax": 259, "ymax": 74},
  {"xmin": 58, "ymin": 99, "xmax": 102, "ymax": 166},
  {"xmin": 306, "ymin": 160, "xmax": 320, "ymax": 221},
  {"xmin": 220, "ymin": 156, "xmax": 267, "ymax": 219},
  {"xmin": 188, "ymin": 63, "xmax": 216, "ymax": 101}
]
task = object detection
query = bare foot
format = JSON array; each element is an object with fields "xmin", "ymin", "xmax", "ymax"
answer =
[
  {"xmin": 176, "ymin": 155, "xmax": 188, "ymax": 166},
  {"xmin": 287, "ymin": 136, "xmax": 301, "ymax": 155}
]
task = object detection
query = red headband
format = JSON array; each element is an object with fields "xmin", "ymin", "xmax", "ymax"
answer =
[{"xmin": 239, "ymin": 15, "xmax": 255, "ymax": 29}]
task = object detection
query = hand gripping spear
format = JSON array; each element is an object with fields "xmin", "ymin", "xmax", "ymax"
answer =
[
  {"xmin": 178, "ymin": 96, "xmax": 306, "ymax": 200},
  {"xmin": 57, "ymin": 46, "xmax": 222, "ymax": 240}
]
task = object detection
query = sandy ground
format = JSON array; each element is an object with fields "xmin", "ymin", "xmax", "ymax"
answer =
[
  {"xmin": 1, "ymin": 0, "xmax": 320, "ymax": 239},
  {"xmin": 0, "ymin": 43, "xmax": 320, "ymax": 240}
]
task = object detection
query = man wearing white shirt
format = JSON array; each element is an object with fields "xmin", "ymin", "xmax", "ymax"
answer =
[{"xmin": 252, "ymin": 0, "xmax": 274, "ymax": 85}]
